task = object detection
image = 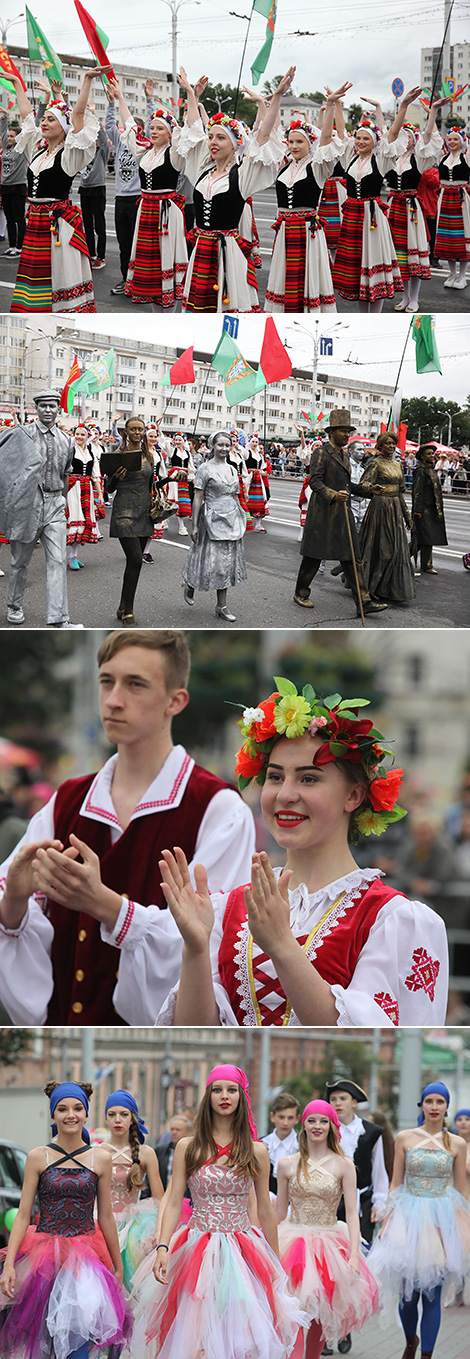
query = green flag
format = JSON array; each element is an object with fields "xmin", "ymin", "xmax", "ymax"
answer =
[
  {"xmin": 411, "ymin": 315, "xmax": 442, "ymax": 375},
  {"xmin": 211, "ymin": 332, "xmax": 266, "ymax": 407},
  {"xmin": 26, "ymin": 8, "xmax": 63, "ymax": 83},
  {"xmin": 67, "ymin": 348, "xmax": 115, "ymax": 413},
  {"xmin": 251, "ymin": 0, "xmax": 277, "ymax": 86}
]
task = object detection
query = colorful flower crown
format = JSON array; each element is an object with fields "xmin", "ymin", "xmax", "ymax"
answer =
[
  {"xmin": 284, "ymin": 118, "xmax": 318, "ymax": 147},
  {"xmin": 445, "ymin": 125, "xmax": 467, "ymax": 147},
  {"xmin": 234, "ymin": 677, "xmax": 407, "ymax": 841},
  {"xmin": 207, "ymin": 111, "xmax": 245, "ymax": 146},
  {"xmin": 355, "ymin": 119, "xmax": 381, "ymax": 141},
  {"xmin": 150, "ymin": 108, "xmax": 177, "ymax": 131},
  {"xmin": 403, "ymin": 122, "xmax": 419, "ymax": 140}
]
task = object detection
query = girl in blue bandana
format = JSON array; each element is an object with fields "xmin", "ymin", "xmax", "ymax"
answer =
[{"xmin": 103, "ymin": 1089, "xmax": 163, "ymax": 1291}]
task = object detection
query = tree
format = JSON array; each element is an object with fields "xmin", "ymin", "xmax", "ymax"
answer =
[
  {"xmin": 0, "ymin": 1029, "xmax": 32, "ymax": 1065},
  {"xmin": 201, "ymin": 82, "xmax": 257, "ymax": 124},
  {"xmin": 346, "ymin": 102, "xmax": 363, "ymax": 130},
  {"xmin": 0, "ymin": 634, "xmax": 75, "ymax": 756},
  {"xmin": 400, "ymin": 396, "xmax": 470, "ymax": 446},
  {"xmin": 262, "ymin": 75, "xmax": 288, "ymax": 98}
]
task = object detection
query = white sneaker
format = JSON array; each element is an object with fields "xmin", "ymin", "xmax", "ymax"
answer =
[
  {"xmin": 0, "ymin": 567, "xmax": 4, "ymax": 577},
  {"xmin": 49, "ymin": 621, "xmax": 84, "ymax": 629},
  {"xmin": 178, "ymin": 523, "xmax": 188, "ymax": 536},
  {"xmin": 453, "ymin": 277, "xmax": 467, "ymax": 289},
  {"xmin": 7, "ymin": 606, "xmax": 25, "ymax": 624},
  {"xmin": 444, "ymin": 276, "xmax": 457, "ymax": 287}
]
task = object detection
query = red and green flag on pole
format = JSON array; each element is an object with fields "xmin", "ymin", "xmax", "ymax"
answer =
[
  {"xmin": 0, "ymin": 44, "xmax": 26, "ymax": 95},
  {"xmin": 211, "ymin": 317, "xmax": 291, "ymax": 407},
  {"xmin": 301, "ymin": 410, "xmax": 329, "ymax": 429},
  {"xmin": 74, "ymin": 0, "xmax": 116, "ymax": 80},
  {"xmin": 62, "ymin": 348, "xmax": 115, "ymax": 414},
  {"xmin": 60, "ymin": 355, "xmax": 81, "ymax": 412},
  {"xmin": 159, "ymin": 346, "xmax": 195, "ymax": 387},
  {"xmin": 26, "ymin": 8, "xmax": 63, "ymax": 84},
  {"xmin": 251, "ymin": 0, "xmax": 277, "ymax": 86},
  {"xmin": 411, "ymin": 314, "xmax": 442, "ymax": 375}
]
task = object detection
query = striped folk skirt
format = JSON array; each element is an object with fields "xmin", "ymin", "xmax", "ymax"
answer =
[
  {"xmin": 168, "ymin": 472, "xmax": 192, "ymax": 517},
  {"xmin": 183, "ymin": 228, "xmax": 261, "ymax": 312},
  {"xmin": 387, "ymin": 191, "xmax": 431, "ymax": 280},
  {"xmin": 318, "ymin": 177, "xmax": 347, "ymax": 251},
  {"xmin": 247, "ymin": 469, "xmax": 268, "ymax": 518},
  {"xmin": 66, "ymin": 475, "xmax": 99, "ymax": 546},
  {"xmin": 434, "ymin": 183, "xmax": 470, "ymax": 261},
  {"xmin": 333, "ymin": 196, "xmax": 403, "ymax": 301},
  {"xmin": 11, "ymin": 200, "xmax": 95, "ymax": 313},
  {"xmin": 265, "ymin": 211, "xmax": 336, "ymax": 313},
  {"xmin": 125, "ymin": 191, "xmax": 187, "ymax": 305}
]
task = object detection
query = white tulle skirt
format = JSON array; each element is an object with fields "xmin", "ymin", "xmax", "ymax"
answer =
[{"xmin": 368, "ymin": 1185, "xmax": 470, "ymax": 1321}]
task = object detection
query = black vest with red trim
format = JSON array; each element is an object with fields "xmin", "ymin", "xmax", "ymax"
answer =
[
  {"xmin": 345, "ymin": 154, "xmax": 384, "ymax": 200},
  {"xmin": 46, "ymin": 762, "xmax": 233, "ymax": 1025},
  {"xmin": 218, "ymin": 878, "xmax": 401, "ymax": 1025}
]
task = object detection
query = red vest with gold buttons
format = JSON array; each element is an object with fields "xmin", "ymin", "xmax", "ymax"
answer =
[
  {"xmin": 218, "ymin": 878, "xmax": 401, "ymax": 1025},
  {"xmin": 46, "ymin": 761, "xmax": 234, "ymax": 1025}
]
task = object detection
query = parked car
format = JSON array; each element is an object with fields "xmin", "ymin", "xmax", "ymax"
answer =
[{"xmin": 0, "ymin": 1139, "xmax": 30, "ymax": 1245}]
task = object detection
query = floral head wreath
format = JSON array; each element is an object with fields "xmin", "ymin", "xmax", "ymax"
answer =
[
  {"xmin": 207, "ymin": 111, "xmax": 247, "ymax": 150},
  {"xmin": 355, "ymin": 119, "xmax": 381, "ymax": 144},
  {"xmin": 43, "ymin": 99, "xmax": 72, "ymax": 133},
  {"xmin": 445, "ymin": 125, "xmax": 468, "ymax": 150},
  {"xmin": 284, "ymin": 118, "xmax": 318, "ymax": 148},
  {"xmin": 150, "ymin": 107, "xmax": 177, "ymax": 133},
  {"xmin": 403, "ymin": 122, "xmax": 419, "ymax": 141},
  {"xmin": 234, "ymin": 677, "xmax": 407, "ymax": 841}
]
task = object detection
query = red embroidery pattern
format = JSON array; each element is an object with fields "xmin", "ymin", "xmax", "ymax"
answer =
[
  {"xmin": 405, "ymin": 948, "xmax": 440, "ymax": 1002},
  {"xmin": 115, "ymin": 899, "xmax": 135, "ymax": 946},
  {"xmin": 374, "ymin": 991, "xmax": 399, "ymax": 1025}
]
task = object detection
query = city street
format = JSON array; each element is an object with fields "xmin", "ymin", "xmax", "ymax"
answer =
[
  {"xmin": 0, "ymin": 181, "xmax": 468, "ymax": 315},
  {"xmin": 350, "ymin": 1301, "xmax": 470, "ymax": 1359},
  {"xmin": 2, "ymin": 481, "xmax": 468, "ymax": 629}
]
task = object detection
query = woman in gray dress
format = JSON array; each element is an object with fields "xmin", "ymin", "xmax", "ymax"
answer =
[
  {"xmin": 182, "ymin": 430, "xmax": 247, "ymax": 621},
  {"xmin": 108, "ymin": 416, "xmax": 155, "ymax": 625},
  {"xmin": 359, "ymin": 431, "xmax": 416, "ymax": 603}
]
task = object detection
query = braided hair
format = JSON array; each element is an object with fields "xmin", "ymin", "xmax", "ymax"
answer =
[{"xmin": 127, "ymin": 1115, "xmax": 146, "ymax": 1191}]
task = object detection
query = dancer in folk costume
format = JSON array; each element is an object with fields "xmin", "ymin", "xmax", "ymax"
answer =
[
  {"xmin": 8, "ymin": 68, "xmax": 107, "ymax": 314},
  {"xmin": 182, "ymin": 429, "xmax": 247, "ymax": 622},
  {"xmin": 156, "ymin": 676, "xmax": 449, "ymax": 1028},
  {"xmin": 246, "ymin": 437, "xmax": 268, "ymax": 530},
  {"xmin": 106, "ymin": 78, "xmax": 188, "ymax": 311},
  {"xmin": 368, "ymin": 1082, "xmax": 470, "ymax": 1359},
  {"xmin": 434, "ymin": 118, "xmax": 470, "ymax": 290},
  {"xmin": 227, "ymin": 428, "xmax": 253, "ymax": 524},
  {"xmin": 265, "ymin": 83, "xmax": 352, "ymax": 313},
  {"xmin": 167, "ymin": 432, "xmax": 195, "ymax": 537},
  {"xmin": 276, "ymin": 1101, "xmax": 378, "ymax": 1359},
  {"xmin": 66, "ymin": 424, "xmax": 103, "ymax": 569},
  {"xmin": 0, "ymin": 1081, "xmax": 132, "ymax": 1359},
  {"xmin": 318, "ymin": 95, "xmax": 382, "ymax": 260},
  {"xmin": 386, "ymin": 105, "xmax": 444, "ymax": 312},
  {"xmin": 143, "ymin": 422, "xmax": 173, "ymax": 553},
  {"xmin": 131, "ymin": 1065, "xmax": 305, "ymax": 1359},
  {"xmin": 86, "ymin": 425, "xmax": 106, "ymax": 525},
  {"xmin": 453, "ymin": 1109, "xmax": 470, "ymax": 1198},
  {"xmin": 296, "ymin": 427, "xmax": 321, "ymax": 541},
  {"xmin": 102, "ymin": 1090, "xmax": 163, "ymax": 1292},
  {"xmin": 333, "ymin": 86, "xmax": 423, "ymax": 311},
  {"xmin": 177, "ymin": 66, "xmax": 296, "ymax": 312}
]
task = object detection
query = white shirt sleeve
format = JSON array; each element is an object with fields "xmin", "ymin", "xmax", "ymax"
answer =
[
  {"xmin": 61, "ymin": 112, "xmax": 100, "ymax": 177},
  {"xmin": 192, "ymin": 789, "xmax": 255, "ymax": 896},
  {"xmin": 0, "ymin": 797, "xmax": 58, "ymax": 1024},
  {"xmin": 371, "ymin": 1135, "xmax": 389, "ymax": 1212},
  {"xmin": 330, "ymin": 895, "xmax": 449, "ymax": 1027},
  {"xmin": 238, "ymin": 134, "xmax": 283, "ymax": 199}
]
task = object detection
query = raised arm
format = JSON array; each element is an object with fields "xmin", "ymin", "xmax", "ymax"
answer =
[
  {"xmin": 72, "ymin": 66, "xmax": 111, "ymax": 132},
  {"xmin": 422, "ymin": 95, "xmax": 452, "ymax": 143},
  {"xmin": 320, "ymin": 82, "xmax": 353, "ymax": 146},
  {"xmin": 10, "ymin": 74, "xmax": 33, "ymax": 123},
  {"xmin": 360, "ymin": 97, "xmax": 385, "ymax": 132},
  {"xmin": 178, "ymin": 67, "xmax": 206, "ymax": 127},
  {"xmin": 256, "ymin": 67, "xmax": 296, "ymax": 147},
  {"xmin": 388, "ymin": 87, "xmax": 422, "ymax": 144}
]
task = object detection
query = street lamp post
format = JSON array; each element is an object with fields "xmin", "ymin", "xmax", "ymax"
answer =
[
  {"xmin": 293, "ymin": 320, "xmax": 347, "ymax": 425},
  {"xmin": 0, "ymin": 13, "xmax": 23, "ymax": 108},
  {"xmin": 157, "ymin": 0, "xmax": 200, "ymax": 113}
]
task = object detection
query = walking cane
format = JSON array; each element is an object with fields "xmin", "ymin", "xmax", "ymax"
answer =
[{"xmin": 343, "ymin": 500, "xmax": 366, "ymax": 628}]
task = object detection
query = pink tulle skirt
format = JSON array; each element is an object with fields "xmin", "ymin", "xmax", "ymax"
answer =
[
  {"xmin": 0, "ymin": 1225, "xmax": 133, "ymax": 1359},
  {"xmin": 279, "ymin": 1220, "xmax": 379, "ymax": 1345}
]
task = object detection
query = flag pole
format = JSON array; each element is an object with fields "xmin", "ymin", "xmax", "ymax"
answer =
[
  {"xmin": 233, "ymin": 0, "xmax": 256, "ymax": 117},
  {"xmin": 387, "ymin": 318, "xmax": 414, "ymax": 429},
  {"xmin": 192, "ymin": 365, "xmax": 211, "ymax": 437},
  {"xmin": 429, "ymin": 0, "xmax": 455, "ymax": 105}
]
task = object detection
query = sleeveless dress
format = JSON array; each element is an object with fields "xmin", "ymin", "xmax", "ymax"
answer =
[
  {"xmin": 0, "ymin": 1144, "xmax": 132, "ymax": 1359},
  {"xmin": 182, "ymin": 460, "xmax": 247, "ymax": 592},
  {"xmin": 368, "ymin": 1132, "xmax": 470, "ymax": 1317},
  {"xmin": 131, "ymin": 1161, "xmax": 305, "ymax": 1359},
  {"xmin": 278, "ymin": 1156, "xmax": 378, "ymax": 1345},
  {"xmin": 108, "ymin": 1146, "xmax": 160, "ymax": 1292}
]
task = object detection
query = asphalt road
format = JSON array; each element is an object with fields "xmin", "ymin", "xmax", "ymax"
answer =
[
  {"xmin": 0, "ymin": 179, "xmax": 468, "ymax": 314},
  {"xmin": 1, "ymin": 482, "xmax": 468, "ymax": 630}
]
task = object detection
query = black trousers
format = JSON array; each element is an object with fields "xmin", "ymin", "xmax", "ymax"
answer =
[
  {"xmin": 1, "ymin": 184, "xmax": 26, "ymax": 248},
  {"xmin": 115, "ymin": 195, "xmax": 140, "ymax": 279},
  {"xmin": 118, "ymin": 536, "xmax": 148, "ymax": 614},
  {"xmin": 295, "ymin": 555, "xmax": 371, "ymax": 606},
  {"xmin": 79, "ymin": 186, "xmax": 107, "ymax": 259}
]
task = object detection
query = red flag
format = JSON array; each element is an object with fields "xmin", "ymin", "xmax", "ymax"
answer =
[
  {"xmin": 380, "ymin": 422, "xmax": 387, "ymax": 434},
  {"xmin": 258, "ymin": 317, "xmax": 292, "ymax": 383},
  {"xmin": 397, "ymin": 422, "xmax": 408, "ymax": 452},
  {"xmin": 160, "ymin": 345, "xmax": 195, "ymax": 387},
  {"xmin": 60, "ymin": 355, "xmax": 81, "ymax": 412},
  {"xmin": 74, "ymin": 0, "xmax": 116, "ymax": 79},
  {"xmin": 0, "ymin": 45, "xmax": 26, "ymax": 90}
]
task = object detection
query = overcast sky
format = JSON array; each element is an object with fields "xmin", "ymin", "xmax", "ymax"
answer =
[
  {"xmin": 7, "ymin": 0, "xmax": 469, "ymax": 109},
  {"xmin": 58, "ymin": 314, "xmax": 470, "ymax": 405}
]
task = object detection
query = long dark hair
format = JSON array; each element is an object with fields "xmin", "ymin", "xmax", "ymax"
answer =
[
  {"xmin": 120, "ymin": 418, "xmax": 152, "ymax": 464},
  {"xmin": 185, "ymin": 1084, "xmax": 259, "ymax": 1181}
]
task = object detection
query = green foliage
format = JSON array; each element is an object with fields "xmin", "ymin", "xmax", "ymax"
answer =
[
  {"xmin": 346, "ymin": 102, "xmax": 363, "ymax": 130},
  {"xmin": 172, "ymin": 633, "xmax": 263, "ymax": 754},
  {"xmin": 0, "ymin": 1028, "xmax": 32, "ymax": 1065},
  {"xmin": 400, "ymin": 396, "xmax": 470, "ymax": 446},
  {"xmin": 201, "ymin": 83, "xmax": 257, "ymax": 125},
  {"xmin": 0, "ymin": 634, "xmax": 75, "ymax": 756},
  {"xmin": 277, "ymin": 639, "xmax": 384, "ymax": 711},
  {"xmin": 280, "ymin": 1039, "xmax": 399, "ymax": 1123}
]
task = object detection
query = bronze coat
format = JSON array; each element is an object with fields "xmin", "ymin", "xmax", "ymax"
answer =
[
  {"xmin": 300, "ymin": 439, "xmax": 360, "ymax": 560},
  {"xmin": 412, "ymin": 465, "xmax": 448, "ymax": 546}
]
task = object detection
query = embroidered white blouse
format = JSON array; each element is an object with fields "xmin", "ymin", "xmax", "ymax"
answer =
[
  {"xmin": 156, "ymin": 865, "xmax": 448, "ymax": 1028},
  {"xmin": 0, "ymin": 746, "xmax": 255, "ymax": 1026}
]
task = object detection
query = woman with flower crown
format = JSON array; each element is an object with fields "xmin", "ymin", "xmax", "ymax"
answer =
[
  {"xmin": 105, "ymin": 78, "xmax": 188, "ymax": 311},
  {"xmin": 276, "ymin": 1100, "xmax": 378, "ymax": 1359},
  {"xmin": 385, "ymin": 101, "xmax": 444, "ymax": 312},
  {"xmin": 434, "ymin": 114, "xmax": 470, "ymax": 291},
  {"xmin": 155, "ymin": 678, "xmax": 448, "ymax": 1029},
  {"xmin": 333, "ymin": 86, "xmax": 422, "ymax": 311},
  {"xmin": 176, "ymin": 66, "xmax": 296, "ymax": 312},
  {"xmin": 129, "ymin": 1065, "xmax": 305, "ymax": 1359},
  {"xmin": 264, "ymin": 83, "xmax": 352, "ymax": 314},
  {"xmin": 8, "ymin": 68, "xmax": 107, "ymax": 313},
  {"xmin": 368, "ymin": 1081, "xmax": 470, "ymax": 1359}
]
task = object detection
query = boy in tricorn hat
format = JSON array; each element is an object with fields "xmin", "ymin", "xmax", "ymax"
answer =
[{"xmin": 294, "ymin": 409, "xmax": 387, "ymax": 617}]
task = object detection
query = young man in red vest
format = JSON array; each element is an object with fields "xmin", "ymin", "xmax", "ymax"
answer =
[{"xmin": 0, "ymin": 629, "xmax": 255, "ymax": 1026}]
